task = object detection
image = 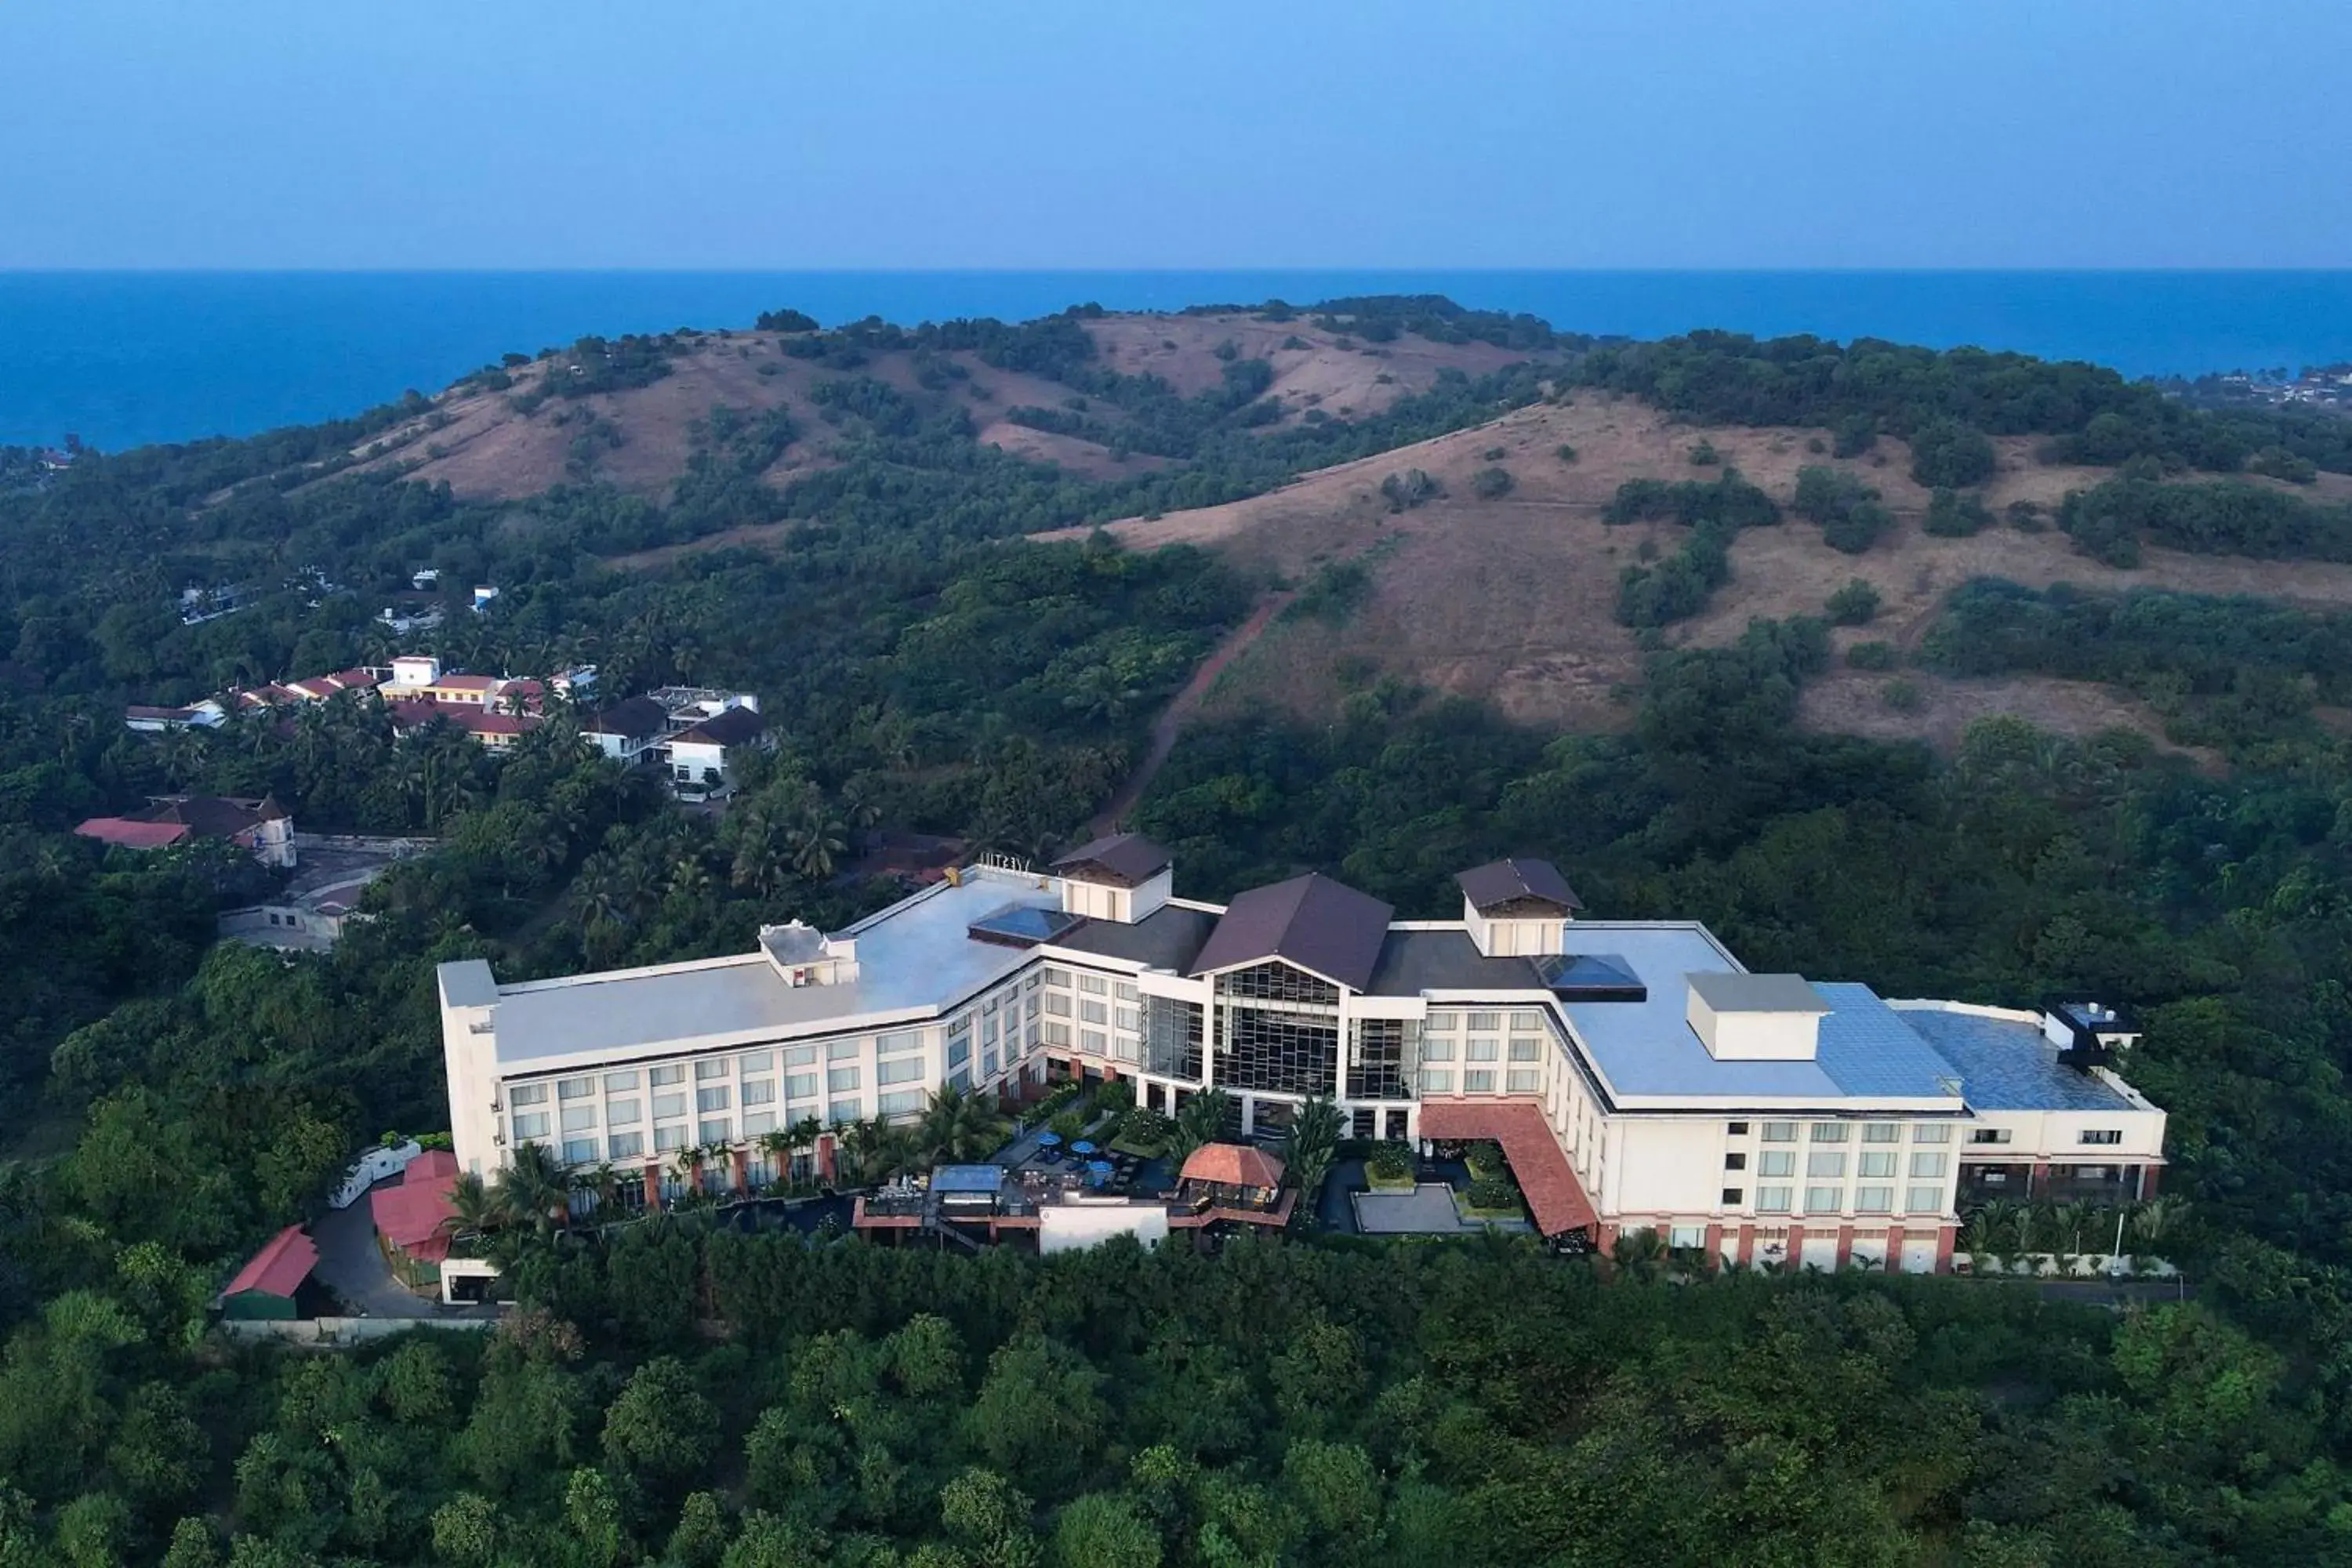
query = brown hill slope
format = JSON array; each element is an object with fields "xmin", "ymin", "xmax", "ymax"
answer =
[
  {"xmin": 1047, "ymin": 394, "xmax": 2352, "ymax": 753},
  {"xmin": 323, "ymin": 311, "xmax": 1541, "ymax": 506}
]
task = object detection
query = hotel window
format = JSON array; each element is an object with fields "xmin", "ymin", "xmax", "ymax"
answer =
[
  {"xmin": 1863, "ymin": 1123, "xmax": 1901, "ymax": 1143},
  {"xmin": 1669, "ymin": 1225, "xmax": 1705, "ymax": 1249},
  {"xmin": 1904, "ymin": 1185, "xmax": 1942, "ymax": 1213},
  {"xmin": 1043, "ymin": 1021, "xmax": 1071, "ymax": 1047},
  {"xmin": 1856, "ymin": 1186, "xmax": 1893, "ymax": 1213},
  {"xmin": 559, "ymin": 1076, "xmax": 594, "ymax": 1100},
  {"xmin": 654, "ymin": 1124, "xmax": 687, "ymax": 1152},
  {"xmin": 1080, "ymin": 1000, "xmax": 1108, "ymax": 1025},
  {"xmin": 982, "ymin": 1016, "xmax": 1000, "ymax": 1045},
  {"xmin": 827, "ymin": 1066, "xmax": 860, "ymax": 1094},
  {"xmin": 1725, "ymin": 1152, "xmax": 1748, "ymax": 1171},
  {"xmin": 879, "ymin": 1090, "xmax": 924, "ymax": 1117},
  {"xmin": 1726, "ymin": 1121, "xmax": 1750, "ymax": 1136},
  {"xmin": 650, "ymin": 1065, "xmax": 685, "ymax": 1087},
  {"xmin": 1804, "ymin": 1185, "xmax": 1842, "ymax": 1214},
  {"xmin": 743, "ymin": 1111, "xmax": 775, "ymax": 1137},
  {"xmin": 696, "ymin": 1087, "xmax": 731, "ymax": 1113},
  {"xmin": 947, "ymin": 1035, "xmax": 971, "ymax": 1068},
  {"xmin": 1966, "ymin": 1128, "xmax": 2010, "ymax": 1145},
  {"xmin": 1467, "ymin": 1036, "xmax": 1499, "ymax": 1062},
  {"xmin": 699, "ymin": 1119, "xmax": 731, "ymax": 1145},
  {"xmin": 607, "ymin": 1097, "xmax": 642, "ymax": 1126},
  {"xmin": 739, "ymin": 1051, "xmax": 774, "ymax": 1075},
  {"xmin": 1506, "ymin": 1069, "xmax": 1540, "ymax": 1093},
  {"xmin": 877, "ymin": 1057, "xmax": 924, "ymax": 1087},
  {"xmin": 1722, "ymin": 1187, "xmax": 1744, "ymax": 1205},
  {"xmin": 1508, "ymin": 1036, "xmax": 1541, "ymax": 1062},
  {"xmin": 653, "ymin": 1092, "xmax": 687, "ymax": 1120},
  {"xmin": 561, "ymin": 1105, "xmax": 598, "ymax": 1134},
  {"xmin": 741, "ymin": 1080, "xmax": 775, "ymax": 1107},
  {"xmin": 509, "ymin": 1083, "xmax": 549, "ymax": 1107},
  {"xmin": 2079, "ymin": 1129, "xmax": 2123, "ymax": 1145},
  {"xmin": 1421, "ymin": 1069, "xmax": 1455, "ymax": 1094},
  {"xmin": 784, "ymin": 1046, "xmax": 818, "ymax": 1069},
  {"xmin": 1806, "ymin": 1152, "xmax": 1846, "ymax": 1178},
  {"xmin": 982, "ymin": 1051, "xmax": 998, "ymax": 1079},
  {"xmin": 1465, "ymin": 1070, "xmax": 1497, "ymax": 1094},
  {"xmin": 828, "ymin": 1098, "xmax": 861, "ymax": 1125},
  {"xmin": 1913, "ymin": 1123, "xmax": 1951, "ymax": 1143},
  {"xmin": 1422, "ymin": 1036, "xmax": 1456, "ymax": 1062},
  {"xmin": 1115, "ymin": 981, "xmax": 1138, "ymax": 1002},
  {"xmin": 1025, "ymin": 995, "xmax": 1041, "ymax": 1020},
  {"xmin": 1079, "ymin": 973, "xmax": 1107, "ymax": 995},
  {"xmin": 563, "ymin": 1138, "xmax": 597, "ymax": 1165},
  {"xmin": 608, "ymin": 1131, "xmax": 644, "ymax": 1160},
  {"xmin": 1761, "ymin": 1121, "xmax": 1795, "ymax": 1142},
  {"xmin": 1467, "ymin": 1012, "xmax": 1501, "ymax": 1032},
  {"xmin": 695, "ymin": 1058, "xmax": 728, "ymax": 1081},
  {"xmin": 1510, "ymin": 1011, "xmax": 1542, "ymax": 1032},
  {"xmin": 1025, "ymin": 972, "xmax": 1041, "ymax": 990},
  {"xmin": 1426, "ymin": 1011, "xmax": 1460, "ymax": 1034},
  {"xmin": 1046, "ymin": 993, "xmax": 1071, "ymax": 1017},
  {"xmin": 1757, "ymin": 1185, "xmax": 1793, "ymax": 1213},
  {"xmin": 879, "ymin": 1030, "xmax": 922, "ymax": 1054},
  {"xmin": 786, "ymin": 1073, "xmax": 818, "ymax": 1102},
  {"xmin": 603, "ymin": 1070, "xmax": 640, "ymax": 1094},
  {"xmin": 1758, "ymin": 1150, "xmax": 1795, "ymax": 1178},
  {"xmin": 512, "ymin": 1112, "xmax": 550, "ymax": 1140},
  {"xmin": 1116, "ymin": 1008, "xmax": 1141, "ymax": 1033},
  {"xmin": 1044, "ymin": 967, "xmax": 1069, "ymax": 988},
  {"xmin": 1859, "ymin": 1151, "xmax": 1896, "ymax": 1179},
  {"xmin": 1910, "ymin": 1152, "xmax": 1947, "ymax": 1178},
  {"xmin": 828, "ymin": 1039, "xmax": 862, "ymax": 1062},
  {"xmin": 1809, "ymin": 1122, "xmax": 1849, "ymax": 1143},
  {"xmin": 1081, "ymin": 1029, "xmax": 1107, "ymax": 1055}
]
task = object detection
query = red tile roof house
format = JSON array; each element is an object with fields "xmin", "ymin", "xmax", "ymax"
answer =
[
  {"xmin": 76, "ymin": 794, "xmax": 296, "ymax": 869},
  {"xmin": 369, "ymin": 1149, "xmax": 463, "ymax": 1293},
  {"xmin": 218, "ymin": 1224, "xmax": 318, "ymax": 1320},
  {"xmin": 389, "ymin": 699, "xmax": 541, "ymax": 751}
]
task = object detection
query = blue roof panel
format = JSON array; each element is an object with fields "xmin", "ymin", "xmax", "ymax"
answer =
[{"xmin": 1900, "ymin": 1007, "xmax": 2137, "ymax": 1112}]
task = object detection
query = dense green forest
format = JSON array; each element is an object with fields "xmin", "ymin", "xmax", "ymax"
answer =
[{"xmin": 7, "ymin": 299, "xmax": 2352, "ymax": 1562}]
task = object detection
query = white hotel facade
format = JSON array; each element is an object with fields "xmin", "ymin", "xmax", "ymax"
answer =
[{"xmin": 438, "ymin": 836, "xmax": 2166, "ymax": 1271}]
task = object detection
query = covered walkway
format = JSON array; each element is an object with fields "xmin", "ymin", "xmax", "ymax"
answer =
[{"xmin": 1419, "ymin": 1099, "xmax": 1597, "ymax": 1237}]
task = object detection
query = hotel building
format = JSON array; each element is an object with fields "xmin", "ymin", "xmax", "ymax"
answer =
[{"xmin": 437, "ymin": 837, "xmax": 2165, "ymax": 1272}]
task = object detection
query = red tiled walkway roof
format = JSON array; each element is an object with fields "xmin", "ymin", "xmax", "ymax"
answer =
[
  {"xmin": 1419, "ymin": 1099, "xmax": 1598, "ymax": 1236},
  {"xmin": 223, "ymin": 1224, "xmax": 317, "ymax": 1299}
]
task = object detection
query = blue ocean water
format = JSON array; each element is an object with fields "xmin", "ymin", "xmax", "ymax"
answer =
[{"xmin": 5, "ymin": 270, "xmax": 2352, "ymax": 452}]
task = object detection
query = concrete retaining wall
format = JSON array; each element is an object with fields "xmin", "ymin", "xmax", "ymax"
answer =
[{"xmin": 219, "ymin": 1314, "xmax": 496, "ymax": 1346}]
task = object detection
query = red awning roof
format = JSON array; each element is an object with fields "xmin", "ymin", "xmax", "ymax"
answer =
[
  {"xmin": 1179, "ymin": 1142, "xmax": 1287, "ymax": 1189},
  {"xmin": 223, "ymin": 1224, "xmax": 317, "ymax": 1299},
  {"xmin": 76, "ymin": 818, "xmax": 192, "ymax": 850},
  {"xmin": 372, "ymin": 1149, "xmax": 462, "ymax": 1257},
  {"xmin": 1418, "ymin": 1100, "xmax": 1598, "ymax": 1236}
]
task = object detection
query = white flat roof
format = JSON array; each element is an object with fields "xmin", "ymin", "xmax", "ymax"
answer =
[{"xmin": 488, "ymin": 869, "xmax": 1063, "ymax": 1069}]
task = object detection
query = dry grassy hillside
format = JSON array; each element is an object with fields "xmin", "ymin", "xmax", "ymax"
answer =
[
  {"xmin": 1048, "ymin": 394, "xmax": 2352, "ymax": 753},
  {"xmin": 321, "ymin": 311, "xmax": 1536, "ymax": 506}
]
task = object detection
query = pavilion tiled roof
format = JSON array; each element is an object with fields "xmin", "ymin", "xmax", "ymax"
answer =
[
  {"xmin": 1417, "ymin": 1099, "xmax": 1598, "ymax": 1237},
  {"xmin": 1178, "ymin": 1142, "xmax": 1287, "ymax": 1189}
]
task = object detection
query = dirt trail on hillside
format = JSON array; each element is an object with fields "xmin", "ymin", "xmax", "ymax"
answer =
[{"xmin": 1087, "ymin": 593, "xmax": 1294, "ymax": 837}]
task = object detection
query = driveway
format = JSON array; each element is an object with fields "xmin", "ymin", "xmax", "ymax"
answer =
[{"xmin": 310, "ymin": 1195, "xmax": 497, "ymax": 1321}]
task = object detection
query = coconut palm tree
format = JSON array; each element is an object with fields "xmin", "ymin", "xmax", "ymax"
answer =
[
  {"xmin": 2130, "ymin": 1195, "xmax": 2182, "ymax": 1261},
  {"xmin": 786, "ymin": 804, "xmax": 849, "ymax": 882},
  {"xmin": 448, "ymin": 1171, "xmax": 501, "ymax": 1243},
  {"xmin": 1169, "ymin": 1089, "xmax": 1236, "ymax": 1166},
  {"xmin": 493, "ymin": 1142, "xmax": 571, "ymax": 1238},
  {"xmin": 1611, "ymin": 1227, "xmax": 1671, "ymax": 1283},
  {"xmin": 2053, "ymin": 1200, "xmax": 2097, "ymax": 1276},
  {"xmin": 915, "ymin": 1083, "xmax": 1011, "ymax": 1167},
  {"xmin": 1281, "ymin": 1095, "xmax": 1343, "ymax": 1218}
]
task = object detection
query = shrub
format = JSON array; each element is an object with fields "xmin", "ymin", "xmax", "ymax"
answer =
[
  {"xmin": 1847, "ymin": 640, "xmax": 1897, "ymax": 670},
  {"xmin": 1923, "ymin": 488, "xmax": 1994, "ymax": 538},
  {"xmin": 1047, "ymin": 1110, "xmax": 1086, "ymax": 1142},
  {"xmin": 1465, "ymin": 1175, "xmax": 1519, "ymax": 1211},
  {"xmin": 1366, "ymin": 1143, "xmax": 1413, "ymax": 1181},
  {"xmin": 1831, "ymin": 415, "xmax": 1878, "ymax": 458},
  {"xmin": 1882, "ymin": 677, "xmax": 1925, "ymax": 711},
  {"xmin": 1688, "ymin": 440, "xmax": 1721, "ymax": 466},
  {"xmin": 1483, "ymin": 446, "xmax": 1507, "ymax": 462},
  {"xmin": 1555, "ymin": 443, "xmax": 1579, "ymax": 464},
  {"xmin": 2250, "ymin": 445, "xmax": 2319, "ymax": 484},
  {"xmin": 1380, "ymin": 468, "xmax": 1443, "ymax": 513},
  {"xmin": 1795, "ymin": 466, "xmax": 1894, "ymax": 554},
  {"xmin": 1471, "ymin": 466, "xmax": 1515, "ymax": 500},
  {"xmin": 2006, "ymin": 499, "xmax": 2046, "ymax": 532},
  {"xmin": 1909, "ymin": 418, "xmax": 1998, "ymax": 488},
  {"xmin": 1826, "ymin": 579, "xmax": 1882, "ymax": 626},
  {"xmin": 1465, "ymin": 1142, "xmax": 1509, "ymax": 1180},
  {"xmin": 1806, "ymin": 436, "xmax": 1828, "ymax": 454}
]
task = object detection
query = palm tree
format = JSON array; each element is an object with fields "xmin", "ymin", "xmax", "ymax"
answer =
[
  {"xmin": 492, "ymin": 1142, "xmax": 570, "ymax": 1238},
  {"xmin": 1281, "ymin": 1095, "xmax": 1343, "ymax": 1218},
  {"xmin": 1611, "ymin": 1227, "xmax": 1671, "ymax": 1283},
  {"xmin": 448, "ymin": 1171, "xmax": 502, "ymax": 1243},
  {"xmin": 1973, "ymin": 1198, "xmax": 2026, "ymax": 1275},
  {"xmin": 1168, "ymin": 1089, "xmax": 1236, "ymax": 1165},
  {"xmin": 757, "ymin": 1127, "xmax": 796, "ymax": 1190},
  {"xmin": 786, "ymin": 804, "xmax": 849, "ymax": 882},
  {"xmin": 2130, "ymin": 1195, "xmax": 2182, "ymax": 1261},
  {"xmin": 915, "ymin": 1083, "xmax": 1011, "ymax": 1167}
]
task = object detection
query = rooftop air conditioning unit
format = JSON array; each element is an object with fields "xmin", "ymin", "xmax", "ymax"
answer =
[{"xmin": 789, "ymin": 967, "xmax": 810, "ymax": 987}]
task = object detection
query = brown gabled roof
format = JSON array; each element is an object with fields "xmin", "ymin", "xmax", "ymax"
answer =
[
  {"xmin": 1050, "ymin": 831, "xmax": 1171, "ymax": 887},
  {"xmin": 1179, "ymin": 1142, "xmax": 1287, "ymax": 1189},
  {"xmin": 673, "ymin": 706, "xmax": 767, "ymax": 747},
  {"xmin": 583, "ymin": 695, "xmax": 669, "ymax": 739},
  {"xmin": 1456, "ymin": 858, "xmax": 1583, "ymax": 916},
  {"xmin": 135, "ymin": 795, "xmax": 270, "ymax": 837},
  {"xmin": 1190, "ymin": 873, "xmax": 1395, "ymax": 993}
]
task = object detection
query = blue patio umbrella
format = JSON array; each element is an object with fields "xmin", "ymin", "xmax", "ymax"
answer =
[
  {"xmin": 1070, "ymin": 1140, "xmax": 1097, "ymax": 1156},
  {"xmin": 1035, "ymin": 1131, "xmax": 1062, "ymax": 1147},
  {"xmin": 1085, "ymin": 1159, "xmax": 1114, "ymax": 1187}
]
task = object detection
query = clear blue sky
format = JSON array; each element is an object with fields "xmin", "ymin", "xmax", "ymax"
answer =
[{"xmin": 6, "ymin": 0, "xmax": 2347, "ymax": 270}]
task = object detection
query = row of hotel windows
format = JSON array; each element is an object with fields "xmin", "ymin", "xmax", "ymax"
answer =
[
  {"xmin": 1727, "ymin": 1150, "xmax": 1951, "ymax": 1180},
  {"xmin": 1730, "ymin": 1120, "xmax": 2129, "ymax": 1149},
  {"xmin": 1419, "ymin": 1068, "xmax": 1544, "ymax": 1095},
  {"xmin": 1717, "ymin": 1184, "xmax": 1950, "ymax": 1215}
]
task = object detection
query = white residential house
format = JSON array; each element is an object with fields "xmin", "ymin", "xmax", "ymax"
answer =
[{"xmin": 581, "ymin": 696, "xmax": 670, "ymax": 767}]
